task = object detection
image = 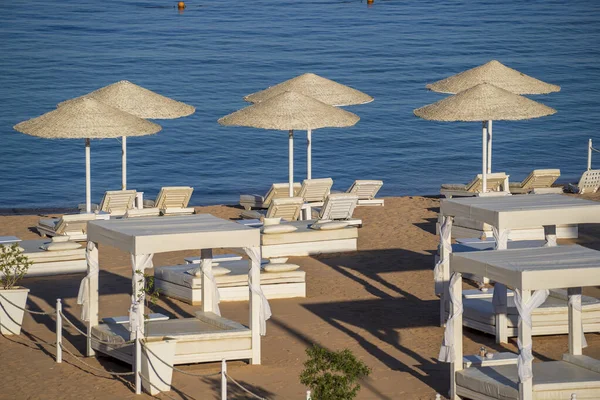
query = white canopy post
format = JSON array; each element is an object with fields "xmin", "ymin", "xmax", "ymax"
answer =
[
  {"xmin": 289, "ymin": 130, "xmax": 294, "ymax": 197},
  {"xmin": 492, "ymin": 226, "xmax": 509, "ymax": 343},
  {"xmin": 437, "ymin": 272, "xmax": 463, "ymax": 400},
  {"xmin": 85, "ymin": 138, "xmax": 92, "ymax": 213},
  {"xmin": 482, "ymin": 122, "xmax": 488, "ymax": 193},
  {"xmin": 78, "ymin": 241, "xmax": 99, "ymax": 356},
  {"xmin": 568, "ymin": 287, "xmax": 587, "ymax": 355},
  {"xmin": 307, "ymin": 129, "xmax": 312, "ymax": 179},
  {"xmin": 200, "ymin": 249, "xmax": 220, "ymax": 315},
  {"xmin": 245, "ymin": 246, "xmax": 271, "ymax": 365},
  {"xmin": 515, "ymin": 288, "xmax": 549, "ymax": 400},
  {"xmin": 487, "ymin": 120, "xmax": 492, "ymax": 174},
  {"xmin": 543, "ymin": 225, "xmax": 557, "ymax": 247},
  {"xmin": 436, "ymin": 215, "xmax": 453, "ymax": 326},
  {"xmin": 122, "ymin": 136, "xmax": 127, "ymax": 190}
]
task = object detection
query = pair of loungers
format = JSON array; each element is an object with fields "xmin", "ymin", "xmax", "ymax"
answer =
[
  {"xmin": 38, "ymin": 187, "xmax": 195, "ymax": 240},
  {"xmin": 240, "ymin": 179, "xmax": 384, "ymax": 211},
  {"xmin": 442, "ymin": 168, "xmax": 600, "ymax": 198},
  {"xmin": 241, "ymin": 193, "xmax": 361, "ymax": 226},
  {"xmin": 440, "ymin": 170, "xmax": 564, "ymax": 198}
]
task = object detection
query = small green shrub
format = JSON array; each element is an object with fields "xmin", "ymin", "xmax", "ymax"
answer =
[
  {"xmin": 135, "ymin": 269, "xmax": 161, "ymax": 319},
  {"xmin": 300, "ymin": 345, "xmax": 371, "ymax": 400},
  {"xmin": 0, "ymin": 243, "xmax": 32, "ymax": 290}
]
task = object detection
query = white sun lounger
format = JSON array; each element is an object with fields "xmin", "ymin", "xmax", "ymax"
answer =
[
  {"xmin": 311, "ymin": 193, "xmax": 362, "ymax": 227},
  {"xmin": 299, "ymin": 178, "xmax": 333, "ymax": 204},
  {"xmin": 37, "ymin": 213, "xmax": 97, "ymax": 241},
  {"xmin": 567, "ymin": 169, "xmax": 600, "ymax": 194},
  {"xmin": 122, "ymin": 208, "xmax": 161, "ymax": 218},
  {"xmin": 346, "ymin": 180, "xmax": 384, "ymax": 206},
  {"xmin": 154, "ymin": 259, "xmax": 306, "ymax": 304},
  {"xmin": 144, "ymin": 186, "xmax": 195, "ymax": 215},
  {"xmin": 440, "ymin": 172, "xmax": 510, "ymax": 198},
  {"xmin": 509, "ymin": 169, "xmax": 562, "ymax": 194},
  {"xmin": 98, "ymin": 190, "xmax": 138, "ymax": 216},
  {"xmin": 8, "ymin": 238, "xmax": 87, "ymax": 277},
  {"xmin": 261, "ymin": 220, "xmax": 359, "ymax": 258},
  {"xmin": 239, "ymin": 182, "xmax": 302, "ymax": 210},
  {"xmin": 240, "ymin": 197, "xmax": 304, "ymax": 221}
]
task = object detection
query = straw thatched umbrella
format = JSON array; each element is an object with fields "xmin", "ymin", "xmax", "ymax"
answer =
[
  {"xmin": 14, "ymin": 97, "xmax": 161, "ymax": 212},
  {"xmin": 219, "ymin": 90, "xmax": 360, "ymax": 196},
  {"xmin": 244, "ymin": 73, "xmax": 372, "ymax": 179},
  {"xmin": 414, "ymin": 83, "xmax": 556, "ymax": 192},
  {"xmin": 426, "ymin": 60, "xmax": 560, "ymax": 173},
  {"xmin": 58, "ymin": 80, "xmax": 195, "ymax": 190}
]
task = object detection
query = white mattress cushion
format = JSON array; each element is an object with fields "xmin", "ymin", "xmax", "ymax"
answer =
[
  {"xmin": 263, "ymin": 263, "xmax": 300, "ymax": 272},
  {"xmin": 38, "ymin": 218, "xmax": 59, "ymax": 229},
  {"xmin": 185, "ymin": 265, "xmax": 231, "ymax": 277},
  {"xmin": 41, "ymin": 241, "xmax": 82, "ymax": 251},
  {"xmin": 262, "ymin": 224, "xmax": 297, "ymax": 234},
  {"xmin": 240, "ymin": 210, "xmax": 264, "ymax": 219},
  {"xmin": 310, "ymin": 221, "xmax": 349, "ymax": 230}
]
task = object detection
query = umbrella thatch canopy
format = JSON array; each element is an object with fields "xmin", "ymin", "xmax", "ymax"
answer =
[
  {"xmin": 59, "ymin": 80, "xmax": 196, "ymax": 119},
  {"xmin": 426, "ymin": 60, "xmax": 561, "ymax": 95},
  {"xmin": 414, "ymin": 83, "xmax": 556, "ymax": 192},
  {"xmin": 244, "ymin": 73, "xmax": 372, "ymax": 179},
  {"xmin": 415, "ymin": 83, "xmax": 556, "ymax": 121},
  {"xmin": 59, "ymin": 80, "xmax": 195, "ymax": 190},
  {"xmin": 244, "ymin": 73, "xmax": 373, "ymax": 106},
  {"xmin": 219, "ymin": 91, "xmax": 360, "ymax": 195},
  {"xmin": 14, "ymin": 97, "xmax": 161, "ymax": 212}
]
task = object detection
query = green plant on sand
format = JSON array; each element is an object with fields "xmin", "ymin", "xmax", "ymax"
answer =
[
  {"xmin": 300, "ymin": 345, "xmax": 371, "ymax": 400},
  {"xmin": 0, "ymin": 243, "xmax": 32, "ymax": 290}
]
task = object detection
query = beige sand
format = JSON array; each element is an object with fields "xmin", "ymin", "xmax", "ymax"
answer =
[{"xmin": 1, "ymin": 194, "xmax": 599, "ymax": 400}]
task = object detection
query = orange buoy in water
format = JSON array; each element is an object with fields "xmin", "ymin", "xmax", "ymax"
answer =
[
  {"xmin": 367, "ymin": 0, "xmax": 374, "ymax": 3},
  {"xmin": 178, "ymin": 1, "xmax": 185, "ymax": 9}
]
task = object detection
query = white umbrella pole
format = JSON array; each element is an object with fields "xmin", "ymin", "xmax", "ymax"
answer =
[
  {"xmin": 307, "ymin": 129, "xmax": 312, "ymax": 179},
  {"xmin": 588, "ymin": 138, "xmax": 593, "ymax": 171},
  {"xmin": 487, "ymin": 120, "xmax": 492, "ymax": 174},
  {"xmin": 122, "ymin": 136, "xmax": 127, "ymax": 190},
  {"xmin": 482, "ymin": 122, "xmax": 488, "ymax": 193},
  {"xmin": 85, "ymin": 138, "xmax": 92, "ymax": 213},
  {"xmin": 289, "ymin": 130, "xmax": 294, "ymax": 197}
]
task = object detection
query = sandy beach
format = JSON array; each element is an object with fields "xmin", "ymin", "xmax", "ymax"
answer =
[{"xmin": 1, "ymin": 193, "xmax": 600, "ymax": 400}]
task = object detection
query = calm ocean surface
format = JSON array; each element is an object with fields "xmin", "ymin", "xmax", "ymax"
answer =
[{"xmin": 1, "ymin": 0, "xmax": 599, "ymax": 209}]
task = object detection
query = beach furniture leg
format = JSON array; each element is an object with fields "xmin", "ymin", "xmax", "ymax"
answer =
[
  {"xmin": 449, "ymin": 273, "xmax": 463, "ymax": 400},
  {"xmin": 568, "ymin": 287, "xmax": 584, "ymax": 355}
]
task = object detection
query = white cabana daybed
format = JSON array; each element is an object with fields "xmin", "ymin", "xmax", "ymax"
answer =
[
  {"xmin": 80, "ymin": 214, "xmax": 270, "ymax": 391},
  {"xmin": 443, "ymin": 245, "xmax": 600, "ymax": 400},
  {"xmin": 436, "ymin": 194, "xmax": 600, "ymax": 342}
]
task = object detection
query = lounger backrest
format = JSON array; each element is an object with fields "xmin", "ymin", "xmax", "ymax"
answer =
[
  {"xmin": 298, "ymin": 178, "xmax": 333, "ymax": 203},
  {"xmin": 465, "ymin": 172, "xmax": 508, "ymax": 192},
  {"xmin": 263, "ymin": 183, "xmax": 302, "ymax": 207},
  {"xmin": 99, "ymin": 190, "xmax": 137, "ymax": 214},
  {"xmin": 318, "ymin": 193, "xmax": 359, "ymax": 220},
  {"xmin": 266, "ymin": 197, "xmax": 304, "ymax": 221},
  {"xmin": 124, "ymin": 208, "xmax": 161, "ymax": 218},
  {"xmin": 54, "ymin": 213, "xmax": 96, "ymax": 235},
  {"xmin": 577, "ymin": 170, "xmax": 600, "ymax": 194},
  {"xmin": 519, "ymin": 169, "xmax": 560, "ymax": 190},
  {"xmin": 347, "ymin": 180, "xmax": 383, "ymax": 200},
  {"xmin": 154, "ymin": 186, "xmax": 193, "ymax": 209}
]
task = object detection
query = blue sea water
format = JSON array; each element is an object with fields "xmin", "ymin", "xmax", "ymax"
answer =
[{"xmin": 1, "ymin": 0, "xmax": 599, "ymax": 209}]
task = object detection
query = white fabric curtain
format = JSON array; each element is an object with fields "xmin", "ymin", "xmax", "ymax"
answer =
[
  {"xmin": 514, "ymin": 288, "xmax": 549, "ymax": 382},
  {"xmin": 77, "ymin": 242, "xmax": 99, "ymax": 321},
  {"xmin": 129, "ymin": 254, "xmax": 154, "ymax": 335},
  {"xmin": 434, "ymin": 216, "xmax": 453, "ymax": 296},
  {"xmin": 568, "ymin": 294, "xmax": 588, "ymax": 348},
  {"xmin": 245, "ymin": 246, "xmax": 272, "ymax": 336},
  {"xmin": 492, "ymin": 226, "xmax": 509, "ymax": 250},
  {"xmin": 438, "ymin": 272, "xmax": 463, "ymax": 362}
]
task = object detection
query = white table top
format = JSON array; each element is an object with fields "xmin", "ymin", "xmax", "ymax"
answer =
[
  {"xmin": 441, "ymin": 194, "xmax": 600, "ymax": 229},
  {"xmin": 451, "ymin": 245, "xmax": 600, "ymax": 290},
  {"xmin": 87, "ymin": 214, "xmax": 260, "ymax": 255}
]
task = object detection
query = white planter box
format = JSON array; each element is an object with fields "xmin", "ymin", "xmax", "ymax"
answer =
[
  {"xmin": 0, "ymin": 287, "xmax": 30, "ymax": 335},
  {"xmin": 141, "ymin": 339, "xmax": 176, "ymax": 395}
]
